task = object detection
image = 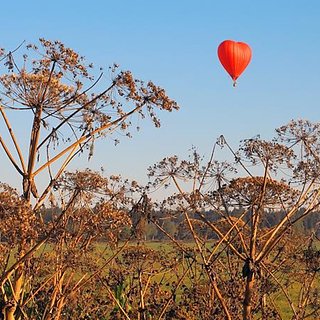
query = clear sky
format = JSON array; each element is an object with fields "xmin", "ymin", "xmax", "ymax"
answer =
[{"xmin": 1, "ymin": 1, "xmax": 320, "ymax": 192}]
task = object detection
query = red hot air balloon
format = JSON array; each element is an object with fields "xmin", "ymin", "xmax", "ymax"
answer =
[{"xmin": 217, "ymin": 40, "xmax": 252, "ymax": 86}]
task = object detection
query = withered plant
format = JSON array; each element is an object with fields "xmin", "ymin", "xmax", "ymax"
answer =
[
  {"xmin": 0, "ymin": 39, "xmax": 178, "ymax": 319},
  {"xmin": 148, "ymin": 120, "xmax": 320, "ymax": 320}
]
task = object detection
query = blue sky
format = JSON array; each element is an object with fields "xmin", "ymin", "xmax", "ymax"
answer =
[{"xmin": 1, "ymin": 1, "xmax": 320, "ymax": 191}]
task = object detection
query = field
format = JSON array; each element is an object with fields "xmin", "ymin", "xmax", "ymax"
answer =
[{"xmin": 85, "ymin": 239, "xmax": 319, "ymax": 319}]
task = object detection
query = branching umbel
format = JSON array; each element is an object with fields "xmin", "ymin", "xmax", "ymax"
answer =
[
  {"xmin": 0, "ymin": 38, "xmax": 178, "ymax": 205},
  {"xmin": 0, "ymin": 39, "xmax": 178, "ymax": 320},
  {"xmin": 147, "ymin": 121, "xmax": 320, "ymax": 319}
]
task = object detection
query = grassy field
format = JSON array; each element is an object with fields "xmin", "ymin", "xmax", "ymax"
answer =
[
  {"xmin": 92, "ymin": 240, "xmax": 320, "ymax": 319},
  {"xmin": 4, "ymin": 239, "xmax": 318, "ymax": 319}
]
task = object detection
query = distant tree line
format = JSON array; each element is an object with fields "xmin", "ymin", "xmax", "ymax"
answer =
[
  {"xmin": 35, "ymin": 206, "xmax": 320, "ymax": 242},
  {"xmin": 143, "ymin": 208, "xmax": 320, "ymax": 241}
]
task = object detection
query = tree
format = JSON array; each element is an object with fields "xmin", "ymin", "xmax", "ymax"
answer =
[{"xmin": 0, "ymin": 39, "xmax": 178, "ymax": 319}]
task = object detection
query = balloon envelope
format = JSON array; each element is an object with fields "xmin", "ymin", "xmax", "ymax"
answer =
[{"xmin": 217, "ymin": 40, "xmax": 252, "ymax": 85}]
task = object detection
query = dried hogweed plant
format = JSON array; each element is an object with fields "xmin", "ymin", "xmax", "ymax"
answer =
[
  {"xmin": 147, "ymin": 121, "xmax": 320, "ymax": 319},
  {"xmin": 0, "ymin": 39, "xmax": 178, "ymax": 319}
]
